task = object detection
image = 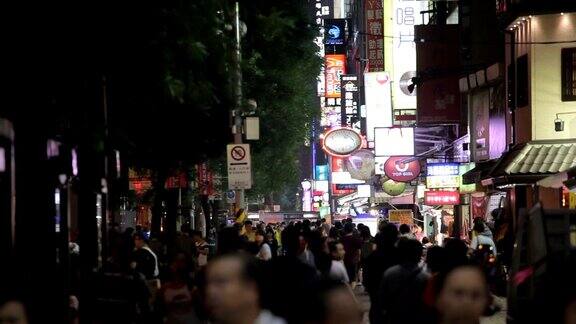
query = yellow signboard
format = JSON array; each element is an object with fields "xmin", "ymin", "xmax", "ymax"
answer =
[
  {"xmin": 426, "ymin": 175, "xmax": 460, "ymax": 189},
  {"xmin": 388, "ymin": 209, "xmax": 414, "ymax": 224}
]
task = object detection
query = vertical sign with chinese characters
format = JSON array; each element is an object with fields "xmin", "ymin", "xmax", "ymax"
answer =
[
  {"xmin": 310, "ymin": 0, "xmax": 333, "ymax": 96},
  {"xmin": 325, "ymin": 54, "xmax": 346, "ymax": 98},
  {"xmin": 340, "ymin": 75, "xmax": 360, "ymax": 131},
  {"xmin": 393, "ymin": 0, "xmax": 428, "ymax": 110},
  {"xmin": 365, "ymin": 0, "xmax": 384, "ymax": 72}
]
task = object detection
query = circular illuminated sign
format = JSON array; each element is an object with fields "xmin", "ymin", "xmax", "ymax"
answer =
[
  {"xmin": 322, "ymin": 128, "xmax": 363, "ymax": 157},
  {"xmin": 381, "ymin": 179, "xmax": 407, "ymax": 196},
  {"xmin": 345, "ymin": 149, "xmax": 375, "ymax": 181},
  {"xmin": 383, "ymin": 156, "xmax": 421, "ymax": 182}
]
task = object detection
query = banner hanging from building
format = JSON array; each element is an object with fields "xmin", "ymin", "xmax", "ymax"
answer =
[{"xmin": 365, "ymin": 0, "xmax": 384, "ymax": 71}]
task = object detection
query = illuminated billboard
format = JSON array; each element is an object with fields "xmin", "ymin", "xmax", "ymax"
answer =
[
  {"xmin": 325, "ymin": 54, "xmax": 346, "ymax": 98},
  {"xmin": 374, "ymin": 127, "xmax": 414, "ymax": 156},
  {"xmin": 365, "ymin": 72, "xmax": 393, "ymax": 141}
]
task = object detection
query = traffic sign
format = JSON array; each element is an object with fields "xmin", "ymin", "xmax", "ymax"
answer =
[
  {"xmin": 227, "ymin": 144, "xmax": 252, "ymax": 189},
  {"xmin": 226, "ymin": 190, "xmax": 236, "ymax": 203}
]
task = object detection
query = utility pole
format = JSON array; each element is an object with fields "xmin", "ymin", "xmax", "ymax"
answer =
[{"xmin": 233, "ymin": 1, "xmax": 246, "ymax": 210}]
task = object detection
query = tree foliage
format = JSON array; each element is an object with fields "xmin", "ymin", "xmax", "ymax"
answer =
[{"xmin": 242, "ymin": 0, "xmax": 321, "ymax": 206}]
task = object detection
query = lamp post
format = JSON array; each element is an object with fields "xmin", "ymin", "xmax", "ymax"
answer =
[{"xmin": 232, "ymin": 1, "xmax": 245, "ymax": 209}]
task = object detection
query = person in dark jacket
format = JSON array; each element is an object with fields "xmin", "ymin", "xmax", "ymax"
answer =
[
  {"xmin": 363, "ymin": 223, "xmax": 399, "ymax": 323},
  {"xmin": 131, "ymin": 232, "xmax": 159, "ymax": 280},
  {"xmin": 376, "ymin": 238, "xmax": 431, "ymax": 324}
]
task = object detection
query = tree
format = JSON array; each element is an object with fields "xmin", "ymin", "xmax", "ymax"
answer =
[{"xmin": 241, "ymin": 0, "xmax": 321, "ymax": 207}]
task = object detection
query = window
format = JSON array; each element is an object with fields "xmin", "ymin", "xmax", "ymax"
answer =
[{"xmin": 562, "ymin": 47, "xmax": 576, "ymax": 101}]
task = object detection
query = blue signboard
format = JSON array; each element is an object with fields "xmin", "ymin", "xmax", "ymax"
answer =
[
  {"xmin": 324, "ymin": 19, "xmax": 346, "ymax": 45},
  {"xmin": 426, "ymin": 163, "xmax": 460, "ymax": 177},
  {"xmin": 316, "ymin": 165, "xmax": 329, "ymax": 181}
]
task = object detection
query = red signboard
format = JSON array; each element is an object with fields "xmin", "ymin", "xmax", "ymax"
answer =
[
  {"xmin": 384, "ymin": 157, "xmax": 421, "ymax": 182},
  {"xmin": 325, "ymin": 54, "xmax": 346, "ymax": 98},
  {"xmin": 331, "ymin": 156, "xmax": 355, "ymax": 196},
  {"xmin": 365, "ymin": 0, "xmax": 384, "ymax": 71},
  {"xmin": 425, "ymin": 191, "xmax": 460, "ymax": 205}
]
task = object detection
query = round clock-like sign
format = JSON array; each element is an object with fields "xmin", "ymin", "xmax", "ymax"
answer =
[{"xmin": 322, "ymin": 128, "xmax": 363, "ymax": 157}]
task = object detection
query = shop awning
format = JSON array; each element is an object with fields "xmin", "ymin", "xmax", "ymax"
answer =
[
  {"xmin": 461, "ymin": 159, "xmax": 499, "ymax": 184},
  {"xmin": 537, "ymin": 166, "xmax": 576, "ymax": 189},
  {"xmin": 483, "ymin": 139, "xmax": 576, "ymax": 186}
]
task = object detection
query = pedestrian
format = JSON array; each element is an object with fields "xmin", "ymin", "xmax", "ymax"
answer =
[
  {"xmin": 311, "ymin": 280, "xmax": 363, "ymax": 324},
  {"xmin": 363, "ymin": 223, "xmax": 399, "ymax": 323},
  {"xmin": 175, "ymin": 224, "xmax": 195, "ymax": 258},
  {"xmin": 205, "ymin": 254, "xmax": 286, "ymax": 324},
  {"xmin": 0, "ymin": 296, "xmax": 28, "ymax": 324},
  {"xmin": 191, "ymin": 230, "xmax": 209, "ymax": 268},
  {"xmin": 399, "ymin": 223, "xmax": 416, "ymax": 240},
  {"xmin": 359, "ymin": 224, "xmax": 375, "ymax": 262},
  {"xmin": 321, "ymin": 218, "xmax": 331, "ymax": 237},
  {"xmin": 376, "ymin": 238, "xmax": 431, "ymax": 324},
  {"xmin": 243, "ymin": 220, "xmax": 256, "ymax": 242},
  {"xmin": 434, "ymin": 264, "xmax": 490, "ymax": 324},
  {"xmin": 255, "ymin": 229, "xmax": 272, "ymax": 261},
  {"xmin": 470, "ymin": 220, "xmax": 497, "ymax": 255},
  {"xmin": 341, "ymin": 222, "xmax": 363, "ymax": 288},
  {"xmin": 327, "ymin": 241, "xmax": 349, "ymax": 284},
  {"xmin": 159, "ymin": 252, "xmax": 201, "ymax": 324},
  {"xmin": 131, "ymin": 232, "xmax": 160, "ymax": 280}
]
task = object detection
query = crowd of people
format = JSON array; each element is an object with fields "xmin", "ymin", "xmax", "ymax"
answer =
[{"xmin": 2, "ymin": 216, "xmax": 576, "ymax": 324}]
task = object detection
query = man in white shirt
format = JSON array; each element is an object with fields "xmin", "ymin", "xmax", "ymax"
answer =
[
  {"xmin": 328, "ymin": 241, "xmax": 349, "ymax": 284},
  {"xmin": 206, "ymin": 254, "xmax": 286, "ymax": 324}
]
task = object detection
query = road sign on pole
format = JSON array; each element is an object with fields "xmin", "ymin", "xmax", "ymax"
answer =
[{"xmin": 227, "ymin": 144, "xmax": 252, "ymax": 190}]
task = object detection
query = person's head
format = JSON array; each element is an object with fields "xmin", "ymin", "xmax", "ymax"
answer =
[
  {"xmin": 375, "ymin": 223, "xmax": 399, "ymax": 249},
  {"xmin": 426, "ymin": 246, "xmax": 446, "ymax": 274},
  {"xmin": 435, "ymin": 265, "xmax": 490, "ymax": 323},
  {"xmin": 328, "ymin": 241, "xmax": 345, "ymax": 261},
  {"xmin": 0, "ymin": 298, "xmax": 28, "ymax": 324},
  {"xmin": 334, "ymin": 221, "xmax": 343, "ymax": 230},
  {"xmin": 310, "ymin": 281, "xmax": 363, "ymax": 324},
  {"xmin": 217, "ymin": 226, "xmax": 244, "ymax": 255},
  {"xmin": 444, "ymin": 238, "xmax": 469, "ymax": 269},
  {"xmin": 343, "ymin": 222, "xmax": 354, "ymax": 235},
  {"xmin": 133, "ymin": 232, "xmax": 148, "ymax": 249},
  {"xmin": 180, "ymin": 224, "xmax": 191, "ymax": 235},
  {"xmin": 359, "ymin": 225, "xmax": 371, "ymax": 239},
  {"xmin": 322, "ymin": 218, "xmax": 327, "ymax": 223},
  {"xmin": 244, "ymin": 220, "xmax": 253, "ymax": 231},
  {"xmin": 399, "ymin": 224, "xmax": 411, "ymax": 235},
  {"xmin": 397, "ymin": 238, "xmax": 423, "ymax": 264},
  {"xmin": 191, "ymin": 230, "xmax": 203, "ymax": 242},
  {"xmin": 473, "ymin": 221, "xmax": 485, "ymax": 234},
  {"xmin": 255, "ymin": 229, "xmax": 266, "ymax": 245},
  {"xmin": 422, "ymin": 237, "xmax": 430, "ymax": 245},
  {"xmin": 328, "ymin": 227, "xmax": 340, "ymax": 239},
  {"xmin": 205, "ymin": 254, "xmax": 263, "ymax": 323},
  {"xmin": 124, "ymin": 227, "xmax": 135, "ymax": 236}
]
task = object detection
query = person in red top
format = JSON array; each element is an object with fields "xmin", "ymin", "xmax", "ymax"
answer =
[{"xmin": 340, "ymin": 222, "xmax": 362, "ymax": 288}]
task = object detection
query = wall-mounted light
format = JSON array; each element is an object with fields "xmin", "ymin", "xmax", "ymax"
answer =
[{"xmin": 555, "ymin": 112, "xmax": 576, "ymax": 132}]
